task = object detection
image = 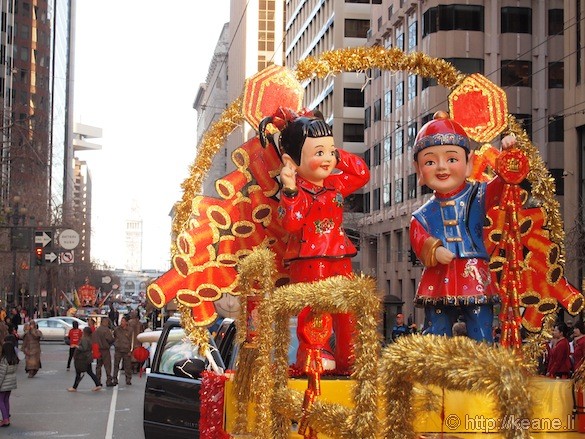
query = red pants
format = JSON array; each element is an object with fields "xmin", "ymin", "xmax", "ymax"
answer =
[{"xmin": 289, "ymin": 258, "xmax": 355, "ymax": 372}]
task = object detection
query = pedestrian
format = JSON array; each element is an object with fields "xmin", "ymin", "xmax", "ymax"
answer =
[
  {"xmin": 547, "ymin": 323, "xmax": 572, "ymax": 379},
  {"xmin": 68, "ymin": 327, "xmax": 102, "ymax": 392},
  {"xmin": 93, "ymin": 317, "xmax": 114, "ymax": 386},
  {"xmin": 21, "ymin": 321, "xmax": 42, "ymax": 378},
  {"xmin": 67, "ymin": 321, "xmax": 83, "ymax": 371},
  {"xmin": 0, "ymin": 341, "xmax": 19, "ymax": 427},
  {"xmin": 128, "ymin": 310, "xmax": 143, "ymax": 374},
  {"xmin": 573, "ymin": 320, "xmax": 585, "ymax": 373},
  {"xmin": 0, "ymin": 320, "xmax": 8, "ymax": 344},
  {"xmin": 113, "ymin": 316, "xmax": 133, "ymax": 386},
  {"xmin": 391, "ymin": 313, "xmax": 412, "ymax": 341},
  {"xmin": 108, "ymin": 306, "xmax": 119, "ymax": 327}
]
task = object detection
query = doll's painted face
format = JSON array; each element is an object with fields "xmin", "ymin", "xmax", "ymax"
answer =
[
  {"xmin": 414, "ymin": 144, "xmax": 473, "ymax": 194},
  {"xmin": 296, "ymin": 136, "xmax": 338, "ymax": 186}
]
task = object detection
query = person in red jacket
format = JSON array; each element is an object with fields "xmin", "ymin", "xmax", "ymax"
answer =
[
  {"xmin": 547, "ymin": 323, "xmax": 572, "ymax": 379},
  {"xmin": 67, "ymin": 321, "xmax": 83, "ymax": 371},
  {"xmin": 260, "ymin": 109, "xmax": 370, "ymax": 373}
]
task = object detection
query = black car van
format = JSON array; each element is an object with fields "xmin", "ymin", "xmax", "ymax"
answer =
[{"xmin": 143, "ymin": 317, "xmax": 236, "ymax": 439}]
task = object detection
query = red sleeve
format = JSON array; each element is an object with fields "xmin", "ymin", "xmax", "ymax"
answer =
[
  {"xmin": 278, "ymin": 189, "xmax": 312, "ymax": 233},
  {"xmin": 332, "ymin": 149, "xmax": 370, "ymax": 197}
]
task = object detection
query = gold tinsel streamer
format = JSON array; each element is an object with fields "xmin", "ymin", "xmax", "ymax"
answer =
[
  {"xmin": 379, "ymin": 335, "xmax": 532, "ymax": 439},
  {"xmin": 522, "ymin": 312, "xmax": 556, "ymax": 373},
  {"xmin": 177, "ymin": 302, "xmax": 210, "ymax": 353},
  {"xmin": 232, "ymin": 247, "xmax": 278, "ymax": 435},
  {"xmin": 250, "ymin": 266, "xmax": 381, "ymax": 439}
]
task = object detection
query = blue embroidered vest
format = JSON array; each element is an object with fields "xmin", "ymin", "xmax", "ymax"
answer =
[{"xmin": 412, "ymin": 182, "xmax": 489, "ymax": 259}]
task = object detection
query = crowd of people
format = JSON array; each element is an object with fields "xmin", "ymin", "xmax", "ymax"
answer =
[
  {"xmin": 0, "ymin": 304, "xmax": 146, "ymax": 428},
  {"xmin": 69, "ymin": 310, "xmax": 144, "ymax": 391}
]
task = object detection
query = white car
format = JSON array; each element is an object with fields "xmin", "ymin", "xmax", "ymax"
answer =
[
  {"xmin": 49, "ymin": 316, "xmax": 88, "ymax": 329},
  {"xmin": 18, "ymin": 318, "xmax": 73, "ymax": 343}
]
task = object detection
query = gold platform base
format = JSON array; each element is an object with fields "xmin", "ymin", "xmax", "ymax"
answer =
[{"xmin": 225, "ymin": 376, "xmax": 584, "ymax": 437}]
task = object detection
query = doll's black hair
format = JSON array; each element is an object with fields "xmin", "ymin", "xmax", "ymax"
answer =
[{"xmin": 259, "ymin": 110, "xmax": 333, "ymax": 165}]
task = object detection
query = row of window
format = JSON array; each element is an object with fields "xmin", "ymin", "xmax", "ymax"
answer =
[
  {"xmin": 422, "ymin": 5, "xmax": 563, "ymax": 37},
  {"xmin": 363, "ymin": 173, "xmax": 434, "ymax": 212}
]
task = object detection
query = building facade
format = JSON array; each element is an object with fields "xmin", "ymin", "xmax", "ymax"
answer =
[{"xmin": 194, "ymin": 23, "xmax": 230, "ymax": 197}]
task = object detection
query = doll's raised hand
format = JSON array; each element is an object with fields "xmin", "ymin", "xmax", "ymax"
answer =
[
  {"xmin": 435, "ymin": 246, "xmax": 455, "ymax": 265},
  {"xmin": 279, "ymin": 160, "xmax": 297, "ymax": 190}
]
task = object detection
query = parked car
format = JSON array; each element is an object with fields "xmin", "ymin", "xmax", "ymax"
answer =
[
  {"xmin": 17, "ymin": 318, "xmax": 72, "ymax": 343},
  {"xmin": 48, "ymin": 316, "xmax": 88, "ymax": 329},
  {"xmin": 143, "ymin": 317, "xmax": 235, "ymax": 439}
]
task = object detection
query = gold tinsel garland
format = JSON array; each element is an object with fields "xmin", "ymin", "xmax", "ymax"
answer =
[
  {"xmin": 247, "ymin": 258, "xmax": 381, "ymax": 439},
  {"xmin": 232, "ymin": 247, "xmax": 278, "ymax": 435},
  {"xmin": 380, "ymin": 335, "xmax": 532, "ymax": 439}
]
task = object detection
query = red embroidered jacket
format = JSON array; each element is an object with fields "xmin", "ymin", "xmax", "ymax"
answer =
[{"xmin": 278, "ymin": 149, "xmax": 369, "ymax": 264}]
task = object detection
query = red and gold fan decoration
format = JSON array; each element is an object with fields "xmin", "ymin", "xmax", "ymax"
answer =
[
  {"xmin": 146, "ymin": 66, "xmax": 305, "ymax": 344},
  {"xmin": 450, "ymin": 74, "xmax": 583, "ymax": 346}
]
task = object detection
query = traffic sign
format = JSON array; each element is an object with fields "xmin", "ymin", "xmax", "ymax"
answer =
[
  {"xmin": 44, "ymin": 252, "xmax": 58, "ymax": 263},
  {"xmin": 60, "ymin": 250, "xmax": 74, "ymax": 264},
  {"xmin": 58, "ymin": 229, "xmax": 80, "ymax": 250},
  {"xmin": 34, "ymin": 230, "xmax": 52, "ymax": 247}
]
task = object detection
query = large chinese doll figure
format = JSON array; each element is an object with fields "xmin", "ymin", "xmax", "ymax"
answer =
[
  {"xmin": 410, "ymin": 111, "xmax": 515, "ymax": 342},
  {"xmin": 260, "ymin": 110, "xmax": 369, "ymax": 373}
]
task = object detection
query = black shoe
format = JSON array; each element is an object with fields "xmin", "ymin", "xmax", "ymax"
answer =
[
  {"xmin": 106, "ymin": 381, "xmax": 115, "ymax": 387},
  {"xmin": 126, "ymin": 381, "xmax": 132, "ymax": 385},
  {"xmin": 112, "ymin": 379, "xmax": 118, "ymax": 386}
]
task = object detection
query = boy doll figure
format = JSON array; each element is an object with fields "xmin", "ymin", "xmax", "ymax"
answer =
[
  {"xmin": 410, "ymin": 111, "xmax": 515, "ymax": 342},
  {"xmin": 261, "ymin": 111, "xmax": 369, "ymax": 372}
]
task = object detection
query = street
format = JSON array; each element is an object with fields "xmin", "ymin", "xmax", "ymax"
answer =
[{"xmin": 5, "ymin": 341, "xmax": 146, "ymax": 438}]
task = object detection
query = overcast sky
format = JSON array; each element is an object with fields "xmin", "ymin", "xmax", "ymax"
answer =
[{"xmin": 73, "ymin": 0, "xmax": 230, "ymax": 270}]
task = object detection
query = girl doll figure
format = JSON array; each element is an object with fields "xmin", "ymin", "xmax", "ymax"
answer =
[
  {"xmin": 260, "ymin": 109, "xmax": 370, "ymax": 373},
  {"xmin": 410, "ymin": 111, "xmax": 515, "ymax": 342}
]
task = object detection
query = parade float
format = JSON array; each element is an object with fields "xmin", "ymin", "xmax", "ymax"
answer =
[{"xmin": 146, "ymin": 47, "xmax": 585, "ymax": 438}]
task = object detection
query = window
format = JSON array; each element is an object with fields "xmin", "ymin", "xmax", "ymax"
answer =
[
  {"xmin": 548, "ymin": 62, "xmax": 564, "ymax": 88},
  {"xmin": 408, "ymin": 21, "xmax": 417, "ymax": 51},
  {"xmin": 395, "ymin": 129, "xmax": 403, "ymax": 156},
  {"xmin": 423, "ymin": 58, "xmax": 484, "ymax": 89},
  {"xmin": 344, "ymin": 88, "xmax": 364, "ymax": 107},
  {"xmin": 365, "ymin": 106, "xmax": 371, "ymax": 129},
  {"xmin": 364, "ymin": 149, "xmax": 371, "ymax": 167},
  {"xmin": 548, "ymin": 116, "xmax": 564, "ymax": 142},
  {"xmin": 421, "ymin": 184, "xmax": 433, "ymax": 195},
  {"xmin": 374, "ymin": 99, "xmax": 381, "ymax": 122},
  {"xmin": 346, "ymin": 0, "xmax": 369, "ymax": 2},
  {"xmin": 383, "ymin": 183, "xmax": 391, "ymax": 208},
  {"xmin": 373, "ymin": 0, "xmax": 382, "ymax": 4},
  {"xmin": 407, "ymin": 173, "xmax": 417, "ymax": 199},
  {"xmin": 373, "ymin": 142, "xmax": 381, "ymax": 166},
  {"xmin": 501, "ymin": 7, "xmax": 532, "ymax": 34},
  {"xmin": 549, "ymin": 169, "xmax": 564, "ymax": 196},
  {"xmin": 408, "ymin": 74, "xmax": 417, "ymax": 101},
  {"xmin": 407, "ymin": 122, "xmax": 417, "ymax": 150},
  {"xmin": 396, "ymin": 32, "xmax": 404, "ymax": 51},
  {"xmin": 396, "ymin": 82, "xmax": 404, "ymax": 108},
  {"xmin": 395, "ymin": 178, "xmax": 404, "ymax": 203},
  {"xmin": 512, "ymin": 113, "xmax": 532, "ymax": 139},
  {"xmin": 384, "ymin": 90, "xmax": 392, "ymax": 119},
  {"xmin": 396, "ymin": 230, "xmax": 404, "ymax": 262},
  {"xmin": 345, "ymin": 19, "xmax": 370, "ymax": 38},
  {"xmin": 373, "ymin": 188, "xmax": 381, "ymax": 211},
  {"xmin": 383, "ymin": 135, "xmax": 392, "ymax": 161},
  {"xmin": 501, "ymin": 61, "xmax": 532, "ymax": 87},
  {"xmin": 423, "ymin": 5, "xmax": 484, "ymax": 37},
  {"xmin": 548, "ymin": 9, "xmax": 563, "ymax": 35},
  {"xmin": 385, "ymin": 233, "xmax": 392, "ymax": 262},
  {"xmin": 364, "ymin": 191, "xmax": 371, "ymax": 213},
  {"xmin": 378, "ymin": 16, "xmax": 382, "ymax": 31},
  {"xmin": 343, "ymin": 123, "xmax": 364, "ymax": 142}
]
